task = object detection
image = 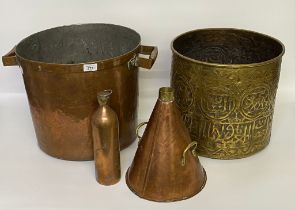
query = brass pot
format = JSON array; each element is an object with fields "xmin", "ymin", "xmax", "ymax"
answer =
[
  {"xmin": 171, "ymin": 28, "xmax": 284, "ymax": 159},
  {"xmin": 2, "ymin": 23, "xmax": 157, "ymax": 160}
]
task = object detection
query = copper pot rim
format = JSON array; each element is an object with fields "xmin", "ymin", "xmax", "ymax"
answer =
[
  {"xmin": 171, "ymin": 28, "xmax": 285, "ymax": 68},
  {"xmin": 125, "ymin": 167, "xmax": 207, "ymax": 202},
  {"xmin": 14, "ymin": 23, "xmax": 142, "ymax": 68}
]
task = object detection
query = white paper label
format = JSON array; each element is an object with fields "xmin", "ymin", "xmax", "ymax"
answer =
[{"xmin": 83, "ymin": 63, "xmax": 98, "ymax": 72}]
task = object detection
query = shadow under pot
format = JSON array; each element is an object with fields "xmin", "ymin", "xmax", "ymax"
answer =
[
  {"xmin": 170, "ymin": 28, "xmax": 284, "ymax": 159},
  {"xmin": 2, "ymin": 23, "xmax": 158, "ymax": 160}
]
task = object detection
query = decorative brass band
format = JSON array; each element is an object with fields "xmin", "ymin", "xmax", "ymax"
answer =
[{"xmin": 159, "ymin": 87, "xmax": 175, "ymax": 102}]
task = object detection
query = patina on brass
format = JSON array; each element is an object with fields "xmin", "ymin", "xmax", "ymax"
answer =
[
  {"xmin": 2, "ymin": 23, "xmax": 158, "ymax": 160},
  {"xmin": 171, "ymin": 28, "xmax": 285, "ymax": 159},
  {"xmin": 92, "ymin": 90, "xmax": 120, "ymax": 185},
  {"xmin": 126, "ymin": 87, "xmax": 206, "ymax": 202}
]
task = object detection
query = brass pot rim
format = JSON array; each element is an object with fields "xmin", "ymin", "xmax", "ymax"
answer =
[
  {"xmin": 14, "ymin": 23, "xmax": 142, "ymax": 68},
  {"xmin": 171, "ymin": 28, "xmax": 285, "ymax": 68}
]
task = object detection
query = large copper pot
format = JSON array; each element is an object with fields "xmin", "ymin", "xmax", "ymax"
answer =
[
  {"xmin": 171, "ymin": 28, "xmax": 284, "ymax": 159},
  {"xmin": 2, "ymin": 23, "xmax": 157, "ymax": 160}
]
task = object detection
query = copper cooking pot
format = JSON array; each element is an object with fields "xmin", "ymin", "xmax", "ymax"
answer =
[{"xmin": 2, "ymin": 23, "xmax": 158, "ymax": 160}]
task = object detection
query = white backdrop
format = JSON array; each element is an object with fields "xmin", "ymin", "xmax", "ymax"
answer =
[
  {"xmin": 0, "ymin": 0, "xmax": 295, "ymax": 95},
  {"xmin": 0, "ymin": 0, "xmax": 295, "ymax": 210}
]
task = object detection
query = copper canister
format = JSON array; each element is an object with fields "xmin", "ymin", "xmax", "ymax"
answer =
[
  {"xmin": 171, "ymin": 28, "xmax": 285, "ymax": 159},
  {"xmin": 2, "ymin": 24, "xmax": 158, "ymax": 160},
  {"xmin": 92, "ymin": 90, "xmax": 120, "ymax": 185}
]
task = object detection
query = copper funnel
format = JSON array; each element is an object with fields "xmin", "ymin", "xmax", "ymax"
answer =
[{"xmin": 126, "ymin": 87, "xmax": 207, "ymax": 202}]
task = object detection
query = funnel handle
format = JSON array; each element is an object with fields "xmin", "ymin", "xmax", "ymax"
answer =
[
  {"xmin": 136, "ymin": 122, "xmax": 148, "ymax": 144},
  {"xmin": 2, "ymin": 47, "xmax": 18, "ymax": 66},
  {"xmin": 137, "ymin": 45, "xmax": 158, "ymax": 69},
  {"xmin": 181, "ymin": 141, "xmax": 198, "ymax": 166}
]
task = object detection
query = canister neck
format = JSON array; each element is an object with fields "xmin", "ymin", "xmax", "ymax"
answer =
[{"xmin": 97, "ymin": 89, "xmax": 112, "ymax": 106}]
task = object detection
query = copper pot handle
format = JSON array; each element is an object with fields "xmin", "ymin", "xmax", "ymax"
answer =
[
  {"xmin": 129, "ymin": 45, "xmax": 158, "ymax": 70},
  {"xmin": 181, "ymin": 141, "xmax": 198, "ymax": 166},
  {"xmin": 2, "ymin": 47, "xmax": 18, "ymax": 66},
  {"xmin": 136, "ymin": 122, "xmax": 148, "ymax": 144}
]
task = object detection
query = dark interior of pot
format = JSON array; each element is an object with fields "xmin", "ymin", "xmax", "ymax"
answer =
[
  {"xmin": 16, "ymin": 24, "xmax": 141, "ymax": 64},
  {"xmin": 173, "ymin": 29, "xmax": 284, "ymax": 64}
]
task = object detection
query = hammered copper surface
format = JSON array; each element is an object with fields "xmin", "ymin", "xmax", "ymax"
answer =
[
  {"xmin": 171, "ymin": 28, "xmax": 285, "ymax": 159},
  {"xmin": 126, "ymin": 87, "xmax": 206, "ymax": 202},
  {"xmin": 2, "ymin": 24, "xmax": 158, "ymax": 160},
  {"xmin": 92, "ymin": 90, "xmax": 120, "ymax": 185}
]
